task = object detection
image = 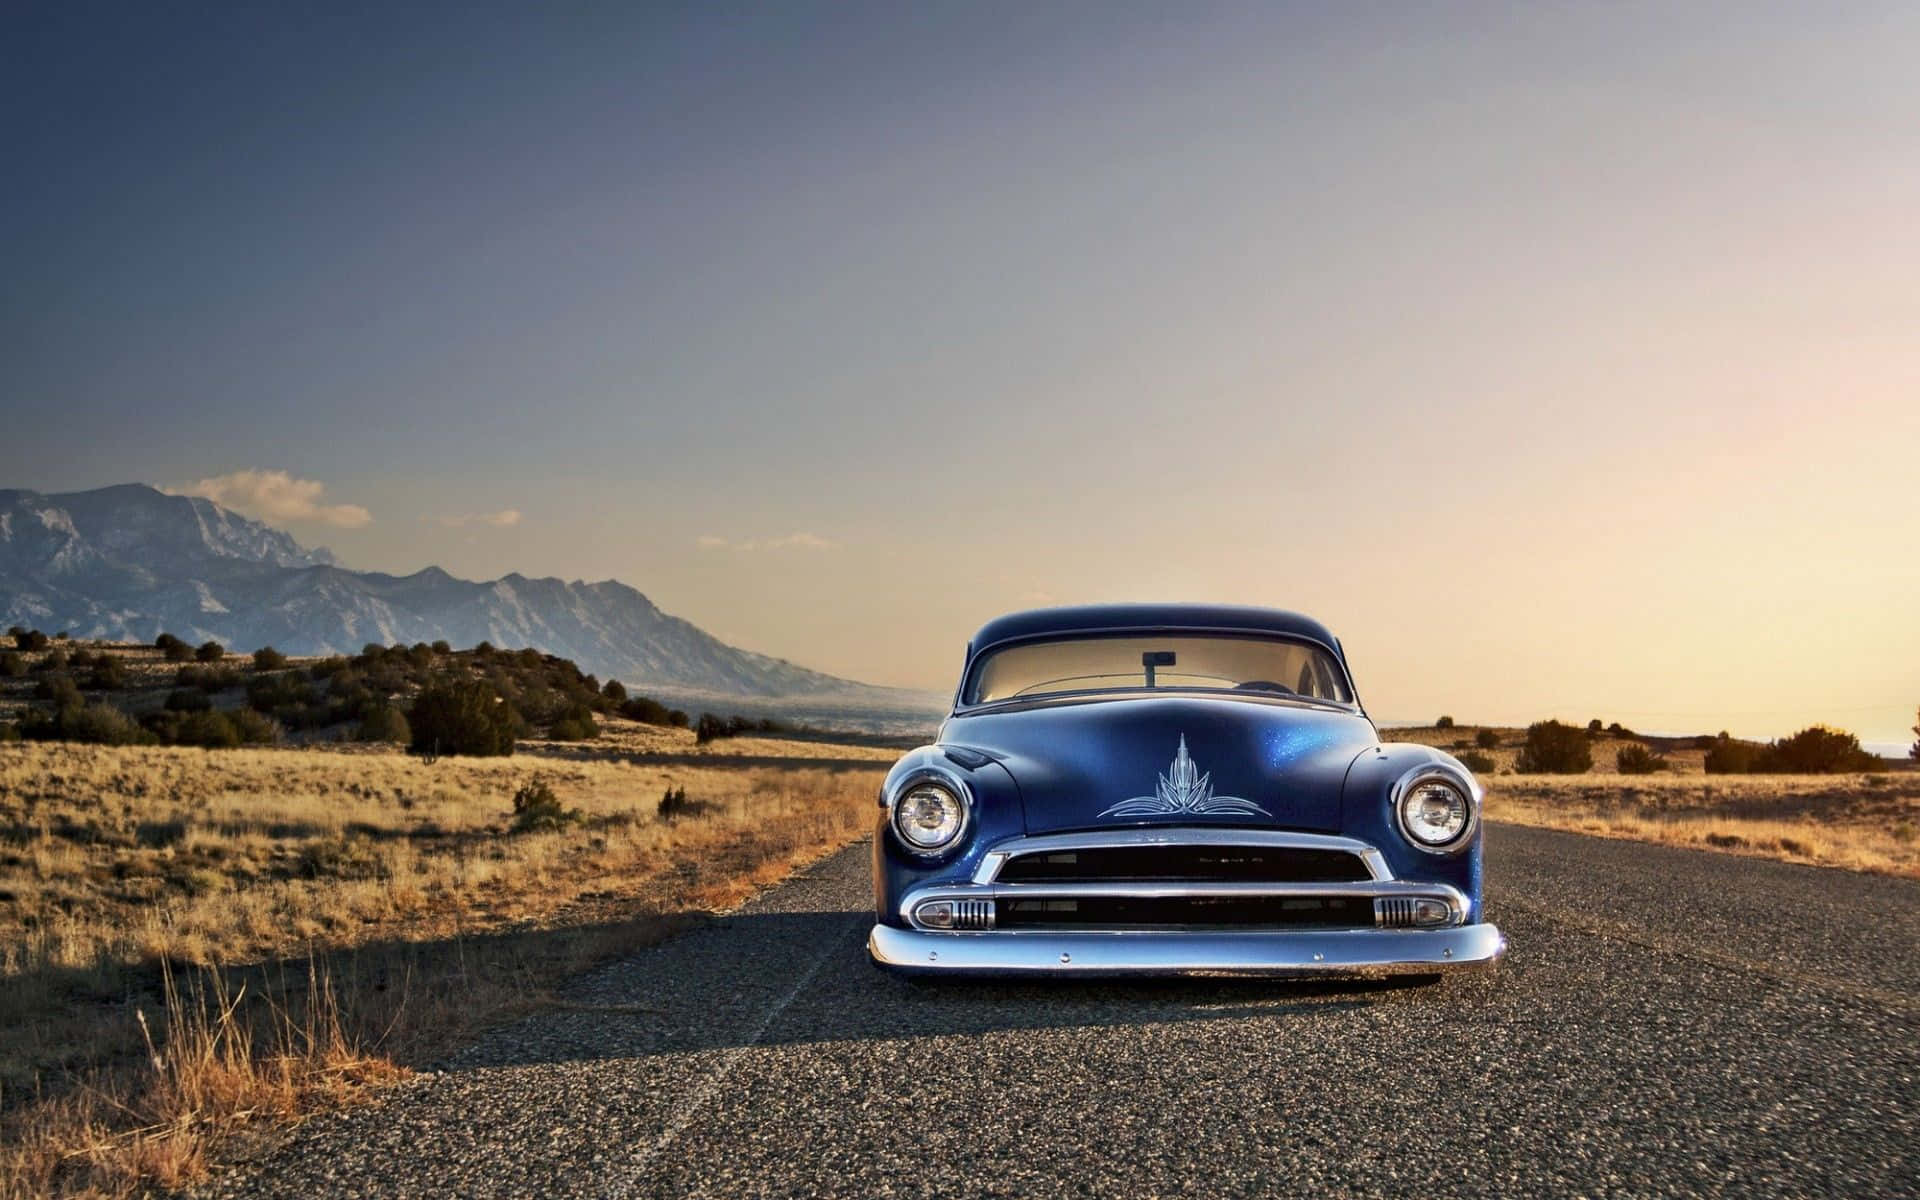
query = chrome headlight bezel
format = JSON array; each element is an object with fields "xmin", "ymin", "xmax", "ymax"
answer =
[
  {"xmin": 887, "ymin": 767, "xmax": 973, "ymax": 857},
  {"xmin": 1392, "ymin": 766, "xmax": 1479, "ymax": 854}
]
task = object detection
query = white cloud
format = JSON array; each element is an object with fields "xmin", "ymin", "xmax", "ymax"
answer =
[
  {"xmin": 429, "ymin": 509, "xmax": 523, "ymax": 529},
  {"xmin": 177, "ymin": 469, "xmax": 372, "ymax": 528},
  {"xmin": 695, "ymin": 531, "xmax": 838, "ymax": 552}
]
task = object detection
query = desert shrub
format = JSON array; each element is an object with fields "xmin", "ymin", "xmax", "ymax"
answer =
[
  {"xmin": 1435, "ymin": 715, "xmax": 1455, "ymax": 729},
  {"xmin": 247, "ymin": 671, "xmax": 316, "ymax": 713},
  {"xmin": 1474, "ymin": 728, "xmax": 1500, "ymax": 749},
  {"xmin": 195, "ymin": 640, "xmax": 225, "ymax": 663},
  {"xmin": 227, "ymin": 707, "xmax": 281, "ymax": 745},
  {"xmin": 0, "ymin": 651, "xmax": 25, "ymax": 678},
  {"xmin": 1607, "ymin": 722, "xmax": 1634, "ymax": 737},
  {"xmin": 84, "ymin": 656, "xmax": 126, "ymax": 690},
  {"xmin": 176, "ymin": 664, "xmax": 241, "ymax": 691},
  {"xmin": 1457, "ymin": 750, "xmax": 1496, "ymax": 773},
  {"xmin": 409, "ymin": 679, "xmax": 517, "ymax": 757},
  {"xmin": 176, "ymin": 710, "xmax": 241, "ymax": 748},
  {"xmin": 65, "ymin": 648, "xmax": 97, "ymax": 668},
  {"xmin": 548, "ymin": 701, "xmax": 600, "ymax": 741},
  {"xmin": 1761, "ymin": 725, "xmax": 1879, "ymax": 774},
  {"xmin": 164, "ymin": 687, "xmax": 213, "ymax": 712},
  {"xmin": 23, "ymin": 701, "xmax": 153, "ymax": 745},
  {"xmin": 1515, "ymin": 720, "xmax": 1592, "ymax": 774},
  {"xmin": 355, "ymin": 703, "xmax": 410, "ymax": 744},
  {"xmin": 163, "ymin": 638, "xmax": 195, "ymax": 662},
  {"xmin": 431, "ymin": 640, "xmax": 451, "ymax": 655},
  {"xmin": 602, "ymin": 679, "xmax": 628, "ymax": 703},
  {"xmin": 14, "ymin": 630, "xmax": 49, "ymax": 652},
  {"xmin": 658, "ymin": 785, "xmax": 690, "ymax": 819},
  {"xmin": 620, "ymin": 695, "xmax": 676, "ymax": 725},
  {"xmin": 1587, "ymin": 718, "xmax": 1603, "ymax": 734},
  {"xmin": 154, "ymin": 632, "xmax": 183, "ymax": 650},
  {"xmin": 34, "ymin": 673, "xmax": 82, "ymax": 708},
  {"xmin": 0, "ymin": 722, "xmax": 18, "ymax": 743},
  {"xmin": 694, "ymin": 712, "xmax": 727, "ymax": 744},
  {"xmin": 510, "ymin": 779, "xmax": 578, "ymax": 833},
  {"xmin": 1616, "ymin": 744, "xmax": 1668, "ymax": 775},
  {"xmin": 36, "ymin": 648, "xmax": 69, "ymax": 673},
  {"xmin": 307, "ymin": 655, "xmax": 350, "ymax": 680},
  {"xmin": 1704, "ymin": 735, "xmax": 1761, "ymax": 774},
  {"xmin": 1910, "ymin": 707, "xmax": 1919, "ymax": 763},
  {"xmin": 252, "ymin": 645, "xmax": 288, "ymax": 671}
]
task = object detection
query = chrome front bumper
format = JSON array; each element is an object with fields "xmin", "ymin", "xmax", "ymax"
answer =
[{"xmin": 869, "ymin": 921, "xmax": 1507, "ymax": 977}]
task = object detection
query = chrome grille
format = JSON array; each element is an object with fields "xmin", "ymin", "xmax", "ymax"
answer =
[
  {"xmin": 1374, "ymin": 897, "xmax": 1418, "ymax": 928},
  {"xmin": 951, "ymin": 898, "xmax": 995, "ymax": 930}
]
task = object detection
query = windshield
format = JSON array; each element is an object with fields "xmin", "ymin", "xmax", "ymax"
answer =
[{"xmin": 964, "ymin": 634, "xmax": 1354, "ymax": 707}]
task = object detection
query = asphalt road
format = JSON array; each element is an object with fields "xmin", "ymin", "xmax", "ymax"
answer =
[{"xmin": 205, "ymin": 825, "xmax": 1920, "ymax": 1198}]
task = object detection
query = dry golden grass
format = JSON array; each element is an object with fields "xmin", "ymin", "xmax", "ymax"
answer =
[
  {"xmin": 1484, "ymin": 773, "xmax": 1920, "ymax": 877},
  {"xmin": 0, "ymin": 732, "xmax": 887, "ymax": 1197}
]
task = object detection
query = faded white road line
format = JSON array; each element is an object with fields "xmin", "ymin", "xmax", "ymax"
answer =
[{"xmin": 603, "ymin": 913, "xmax": 866, "ymax": 1199}]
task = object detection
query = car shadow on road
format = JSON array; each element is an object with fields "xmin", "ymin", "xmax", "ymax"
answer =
[{"xmin": 430, "ymin": 908, "xmax": 1431, "ymax": 1073}]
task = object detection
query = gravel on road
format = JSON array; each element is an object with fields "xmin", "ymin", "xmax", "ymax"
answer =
[{"xmin": 202, "ymin": 824, "xmax": 1920, "ymax": 1199}]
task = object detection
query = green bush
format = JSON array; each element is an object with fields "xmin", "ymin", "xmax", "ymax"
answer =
[
  {"xmin": 36, "ymin": 649, "xmax": 68, "ymax": 673},
  {"xmin": 195, "ymin": 640, "xmax": 226, "ymax": 663},
  {"xmin": 695, "ymin": 712, "xmax": 727, "ymax": 744},
  {"xmin": 85, "ymin": 657, "xmax": 126, "ymax": 690},
  {"xmin": 177, "ymin": 710, "xmax": 241, "ymax": 748},
  {"xmin": 1435, "ymin": 715, "xmax": 1455, "ymax": 729},
  {"xmin": 1515, "ymin": 720, "xmax": 1592, "ymax": 774},
  {"xmin": 1587, "ymin": 718, "xmax": 1603, "ymax": 734},
  {"xmin": 165, "ymin": 687, "xmax": 213, "ymax": 712},
  {"xmin": 0, "ymin": 722, "xmax": 18, "ymax": 743},
  {"xmin": 34, "ymin": 674, "xmax": 82, "ymax": 709},
  {"xmin": 409, "ymin": 679, "xmax": 517, "ymax": 757},
  {"xmin": 0, "ymin": 651, "xmax": 25, "ymax": 678},
  {"xmin": 510, "ymin": 779, "xmax": 577, "ymax": 833},
  {"xmin": 356, "ymin": 704, "xmax": 411, "ymax": 744},
  {"xmin": 548, "ymin": 702, "xmax": 600, "ymax": 741},
  {"xmin": 658, "ymin": 785, "xmax": 690, "ymax": 819},
  {"xmin": 252, "ymin": 646, "xmax": 288, "ymax": 671},
  {"xmin": 1474, "ymin": 728, "xmax": 1499, "ymax": 749},
  {"xmin": 163, "ymin": 638, "xmax": 195, "ymax": 663},
  {"xmin": 1457, "ymin": 750, "xmax": 1496, "ymax": 773},
  {"xmin": 227, "ymin": 708, "xmax": 281, "ymax": 745},
  {"xmin": 22, "ymin": 701, "xmax": 153, "ymax": 746},
  {"xmin": 1762, "ymin": 726, "xmax": 1879, "ymax": 773},
  {"xmin": 176, "ymin": 664, "xmax": 241, "ymax": 691},
  {"xmin": 1616, "ymin": 744, "xmax": 1668, "ymax": 775},
  {"xmin": 431, "ymin": 640, "xmax": 452, "ymax": 655},
  {"xmin": 154, "ymin": 632, "xmax": 184, "ymax": 652},
  {"xmin": 602, "ymin": 679, "xmax": 627, "ymax": 703},
  {"xmin": 1704, "ymin": 735, "xmax": 1760, "ymax": 774},
  {"xmin": 14, "ymin": 630, "xmax": 49, "ymax": 652},
  {"xmin": 1705, "ymin": 726, "xmax": 1878, "ymax": 774}
]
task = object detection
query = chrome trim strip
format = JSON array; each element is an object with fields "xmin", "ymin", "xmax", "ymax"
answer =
[
  {"xmin": 869, "ymin": 922, "xmax": 1508, "ymax": 977},
  {"xmin": 973, "ymin": 828, "xmax": 1394, "ymax": 886},
  {"xmin": 901, "ymin": 879, "xmax": 1469, "ymax": 931}
]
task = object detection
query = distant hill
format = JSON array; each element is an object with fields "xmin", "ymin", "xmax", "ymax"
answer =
[{"xmin": 0, "ymin": 484, "xmax": 926, "ymax": 706}]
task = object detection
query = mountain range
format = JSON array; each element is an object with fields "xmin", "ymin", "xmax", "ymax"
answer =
[{"xmin": 0, "ymin": 484, "xmax": 922, "ymax": 707}]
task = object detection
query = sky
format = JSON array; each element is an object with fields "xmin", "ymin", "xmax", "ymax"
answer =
[{"xmin": 3, "ymin": 2, "xmax": 1917, "ymax": 746}]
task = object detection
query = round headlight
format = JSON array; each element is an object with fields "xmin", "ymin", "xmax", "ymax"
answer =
[
  {"xmin": 892, "ymin": 781, "xmax": 967, "ymax": 853},
  {"xmin": 1399, "ymin": 777, "xmax": 1471, "ymax": 848}
]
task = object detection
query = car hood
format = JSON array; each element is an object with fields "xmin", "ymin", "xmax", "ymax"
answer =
[{"xmin": 940, "ymin": 694, "xmax": 1376, "ymax": 835}]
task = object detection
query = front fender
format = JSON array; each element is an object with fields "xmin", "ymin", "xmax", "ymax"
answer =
[
  {"xmin": 872, "ymin": 745, "xmax": 1023, "ymax": 926},
  {"xmin": 1342, "ymin": 742, "xmax": 1485, "ymax": 921}
]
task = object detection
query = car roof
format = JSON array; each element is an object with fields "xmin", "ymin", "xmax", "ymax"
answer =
[{"xmin": 966, "ymin": 604, "xmax": 1343, "ymax": 660}]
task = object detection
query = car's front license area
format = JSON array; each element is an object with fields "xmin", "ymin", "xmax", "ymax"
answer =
[{"xmin": 868, "ymin": 828, "xmax": 1506, "ymax": 977}]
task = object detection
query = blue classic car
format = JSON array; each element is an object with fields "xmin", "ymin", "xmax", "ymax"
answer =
[{"xmin": 868, "ymin": 604, "xmax": 1507, "ymax": 978}]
